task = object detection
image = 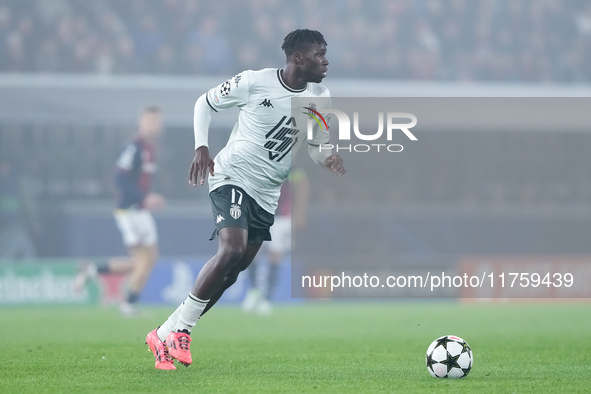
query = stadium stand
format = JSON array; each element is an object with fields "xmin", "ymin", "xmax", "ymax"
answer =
[{"xmin": 0, "ymin": 0, "xmax": 590, "ymax": 82}]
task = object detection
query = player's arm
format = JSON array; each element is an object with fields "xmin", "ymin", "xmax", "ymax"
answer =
[
  {"xmin": 323, "ymin": 154, "xmax": 346, "ymax": 176},
  {"xmin": 189, "ymin": 72, "xmax": 250, "ymax": 186},
  {"xmin": 308, "ymin": 142, "xmax": 346, "ymax": 175},
  {"xmin": 190, "ymin": 94, "xmax": 215, "ymax": 186},
  {"xmin": 143, "ymin": 192, "xmax": 166, "ymax": 210},
  {"xmin": 307, "ymin": 103, "xmax": 346, "ymax": 176}
]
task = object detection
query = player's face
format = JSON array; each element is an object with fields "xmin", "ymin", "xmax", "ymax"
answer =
[
  {"xmin": 139, "ymin": 112, "xmax": 163, "ymax": 140},
  {"xmin": 300, "ymin": 43, "xmax": 329, "ymax": 83}
]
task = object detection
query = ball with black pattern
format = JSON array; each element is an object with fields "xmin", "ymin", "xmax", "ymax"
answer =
[
  {"xmin": 425, "ymin": 335, "xmax": 473, "ymax": 378},
  {"xmin": 220, "ymin": 80, "xmax": 231, "ymax": 96}
]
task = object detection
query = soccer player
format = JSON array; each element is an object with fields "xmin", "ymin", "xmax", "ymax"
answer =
[
  {"xmin": 74, "ymin": 106, "xmax": 165, "ymax": 316},
  {"xmin": 145, "ymin": 29, "xmax": 345, "ymax": 370}
]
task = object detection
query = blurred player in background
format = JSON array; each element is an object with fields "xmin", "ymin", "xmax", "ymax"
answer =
[
  {"xmin": 242, "ymin": 168, "xmax": 309, "ymax": 315},
  {"xmin": 74, "ymin": 106, "xmax": 165, "ymax": 316},
  {"xmin": 0, "ymin": 157, "xmax": 40, "ymax": 260},
  {"xmin": 144, "ymin": 29, "xmax": 345, "ymax": 370}
]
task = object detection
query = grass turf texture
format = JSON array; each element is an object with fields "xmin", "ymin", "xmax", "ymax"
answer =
[{"xmin": 1, "ymin": 302, "xmax": 590, "ymax": 393}]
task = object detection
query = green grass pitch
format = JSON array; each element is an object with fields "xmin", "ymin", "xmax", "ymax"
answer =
[{"xmin": 1, "ymin": 302, "xmax": 590, "ymax": 393}]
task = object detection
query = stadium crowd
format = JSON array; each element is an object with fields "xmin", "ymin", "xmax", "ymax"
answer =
[{"xmin": 1, "ymin": 0, "xmax": 591, "ymax": 82}]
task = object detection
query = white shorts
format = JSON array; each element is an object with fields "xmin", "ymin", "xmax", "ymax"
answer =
[
  {"xmin": 113, "ymin": 209, "xmax": 158, "ymax": 247},
  {"xmin": 268, "ymin": 216, "xmax": 291, "ymax": 254}
]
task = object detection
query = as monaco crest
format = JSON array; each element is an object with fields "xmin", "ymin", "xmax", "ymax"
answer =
[{"xmin": 230, "ymin": 203, "xmax": 242, "ymax": 219}]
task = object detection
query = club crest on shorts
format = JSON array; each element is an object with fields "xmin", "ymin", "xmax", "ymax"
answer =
[{"xmin": 230, "ymin": 203, "xmax": 242, "ymax": 219}]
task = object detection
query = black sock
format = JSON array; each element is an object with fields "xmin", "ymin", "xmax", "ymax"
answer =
[
  {"xmin": 126, "ymin": 291, "xmax": 139, "ymax": 304},
  {"xmin": 96, "ymin": 260, "xmax": 110, "ymax": 274}
]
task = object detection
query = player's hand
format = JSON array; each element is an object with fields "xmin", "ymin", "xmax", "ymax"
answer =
[
  {"xmin": 144, "ymin": 193, "xmax": 166, "ymax": 210},
  {"xmin": 189, "ymin": 146, "xmax": 215, "ymax": 186},
  {"xmin": 324, "ymin": 154, "xmax": 346, "ymax": 176}
]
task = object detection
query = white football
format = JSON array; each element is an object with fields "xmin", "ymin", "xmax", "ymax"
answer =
[{"xmin": 426, "ymin": 335, "xmax": 473, "ymax": 378}]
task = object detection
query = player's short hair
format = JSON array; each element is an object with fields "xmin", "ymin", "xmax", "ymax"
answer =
[
  {"xmin": 281, "ymin": 29, "xmax": 327, "ymax": 57},
  {"xmin": 143, "ymin": 105, "xmax": 161, "ymax": 114}
]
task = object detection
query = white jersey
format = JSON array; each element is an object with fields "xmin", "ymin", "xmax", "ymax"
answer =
[{"xmin": 204, "ymin": 68, "xmax": 330, "ymax": 214}]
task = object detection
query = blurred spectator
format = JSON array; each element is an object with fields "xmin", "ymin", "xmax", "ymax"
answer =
[
  {"xmin": 185, "ymin": 16, "xmax": 233, "ymax": 74},
  {"xmin": 0, "ymin": 0, "xmax": 589, "ymax": 82},
  {"xmin": 3, "ymin": 0, "xmax": 591, "ymax": 211}
]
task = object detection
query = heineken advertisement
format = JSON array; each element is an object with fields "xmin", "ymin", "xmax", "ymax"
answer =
[
  {"xmin": 0, "ymin": 261, "xmax": 100, "ymax": 305},
  {"xmin": 0, "ymin": 258, "xmax": 294, "ymax": 306}
]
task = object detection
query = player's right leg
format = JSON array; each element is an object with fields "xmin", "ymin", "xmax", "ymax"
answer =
[
  {"xmin": 73, "ymin": 256, "xmax": 134, "ymax": 294},
  {"xmin": 204, "ymin": 241, "xmax": 262, "ymax": 316},
  {"xmin": 119, "ymin": 210, "xmax": 159, "ymax": 315},
  {"xmin": 121, "ymin": 244, "xmax": 158, "ymax": 316}
]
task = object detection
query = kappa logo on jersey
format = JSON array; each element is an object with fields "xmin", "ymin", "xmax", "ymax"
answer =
[
  {"xmin": 259, "ymin": 99, "xmax": 274, "ymax": 108},
  {"xmin": 220, "ymin": 80, "xmax": 231, "ymax": 96},
  {"xmin": 216, "ymin": 214, "xmax": 225, "ymax": 224},
  {"xmin": 264, "ymin": 115, "xmax": 299, "ymax": 162}
]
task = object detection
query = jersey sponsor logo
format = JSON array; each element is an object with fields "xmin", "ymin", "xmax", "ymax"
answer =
[
  {"xmin": 220, "ymin": 80, "xmax": 231, "ymax": 96},
  {"xmin": 259, "ymin": 99, "xmax": 274, "ymax": 108},
  {"xmin": 264, "ymin": 116, "xmax": 299, "ymax": 162}
]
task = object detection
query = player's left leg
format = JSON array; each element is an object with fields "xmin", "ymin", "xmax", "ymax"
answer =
[
  {"xmin": 73, "ymin": 256, "xmax": 134, "ymax": 294},
  {"xmin": 119, "ymin": 210, "xmax": 158, "ymax": 315},
  {"xmin": 121, "ymin": 244, "xmax": 158, "ymax": 315},
  {"xmin": 74, "ymin": 209, "xmax": 160, "ymax": 306},
  {"xmin": 101, "ymin": 257, "xmax": 135, "ymax": 273}
]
